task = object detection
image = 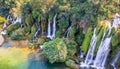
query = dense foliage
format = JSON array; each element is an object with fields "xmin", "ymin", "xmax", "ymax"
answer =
[
  {"xmin": 0, "ymin": 0, "xmax": 120, "ymax": 68},
  {"xmin": 43, "ymin": 38, "xmax": 67, "ymax": 63}
]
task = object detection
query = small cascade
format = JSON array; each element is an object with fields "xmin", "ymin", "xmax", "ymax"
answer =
[
  {"xmin": 51, "ymin": 14, "xmax": 57, "ymax": 39},
  {"xmin": 66, "ymin": 24, "xmax": 73, "ymax": 38},
  {"xmin": 7, "ymin": 15, "xmax": 24, "ymax": 28},
  {"xmin": 80, "ymin": 28, "xmax": 98, "ymax": 67},
  {"xmin": 1, "ymin": 23, "xmax": 7, "ymax": 35},
  {"xmin": 47, "ymin": 14, "xmax": 57, "ymax": 40},
  {"xmin": 47, "ymin": 22, "xmax": 51, "ymax": 38},
  {"xmin": 3, "ymin": 23, "xmax": 7, "ymax": 29},
  {"xmin": 7, "ymin": 15, "xmax": 14, "ymax": 24},
  {"xmin": 110, "ymin": 51, "xmax": 120, "ymax": 69},
  {"xmin": 33, "ymin": 20, "xmax": 40, "ymax": 41}
]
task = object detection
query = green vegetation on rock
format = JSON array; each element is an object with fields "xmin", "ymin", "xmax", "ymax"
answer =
[
  {"xmin": 95, "ymin": 28, "xmax": 104, "ymax": 55},
  {"xmin": 82, "ymin": 27, "xmax": 93, "ymax": 55},
  {"xmin": 65, "ymin": 59, "xmax": 79, "ymax": 69},
  {"xmin": 64, "ymin": 39, "xmax": 77, "ymax": 57},
  {"xmin": 43, "ymin": 38, "xmax": 67, "ymax": 63}
]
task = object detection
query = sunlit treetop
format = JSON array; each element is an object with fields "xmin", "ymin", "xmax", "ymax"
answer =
[
  {"xmin": 10, "ymin": 0, "xmax": 30, "ymax": 17},
  {"xmin": 0, "ymin": 16, "xmax": 7, "ymax": 23},
  {"xmin": 30, "ymin": 0, "xmax": 57, "ymax": 13}
]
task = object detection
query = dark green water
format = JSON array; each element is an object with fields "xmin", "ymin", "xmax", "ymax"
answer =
[{"xmin": 27, "ymin": 60, "xmax": 67, "ymax": 69}]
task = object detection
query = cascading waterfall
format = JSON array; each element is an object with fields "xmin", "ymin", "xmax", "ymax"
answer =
[
  {"xmin": 66, "ymin": 24, "xmax": 73, "ymax": 38},
  {"xmin": 47, "ymin": 14, "xmax": 57, "ymax": 40},
  {"xmin": 80, "ymin": 28, "xmax": 98, "ymax": 67},
  {"xmin": 47, "ymin": 22, "xmax": 51, "ymax": 38},
  {"xmin": 110, "ymin": 51, "xmax": 120, "ymax": 69},
  {"xmin": 33, "ymin": 20, "xmax": 40, "ymax": 41},
  {"xmin": 80, "ymin": 13, "xmax": 120, "ymax": 69},
  {"xmin": 93, "ymin": 21, "xmax": 112, "ymax": 69},
  {"xmin": 7, "ymin": 15, "xmax": 24, "ymax": 28}
]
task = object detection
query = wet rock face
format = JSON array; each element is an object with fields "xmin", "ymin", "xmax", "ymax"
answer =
[{"xmin": 0, "ymin": 35, "xmax": 4, "ymax": 46}]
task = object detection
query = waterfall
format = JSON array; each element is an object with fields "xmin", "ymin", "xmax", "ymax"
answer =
[
  {"xmin": 1, "ymin": 23, "xmax": 7, "ymax": 35},
  {"xmin": 80, "ymin": 13, "xmax": 120, "ymax": 69},
  {"xmin": 80, "ymin": 28, "xmax": 98, "ymax": 67},
  {"xmin": 7, "ymin": 15, "xmax": 24, "ymax": 28},
  {"xmin": 92, "ymin": 22, "xmax": 112, "ymax": 69},
  {"xmin": 47, "ymin": 22, "xmax": 51, "ymax": 38},
  {"xmin": 93, "ymin": 37, "xmax": 111, "ymax": 68},
  {"xmin": 110, "ymin": 51, "xmax": 120, "ymax": 69},
  {"xmin": 7, "ymin": 15, "xmax": 14, "ymax": 24},
  {"xmin": 66, "ymin": 24, "xmax": 73, "ymax": 38},
  {"xmin": 47, "ymin": 14, "xmax": 57, "ymax": 40},
  {"xmin": 33, "ymin": 20, "xmax": 40, "ymax": 41},
  {"xmin": 51, "ymin": 14, "xmax": 57, "ymax": 39}
]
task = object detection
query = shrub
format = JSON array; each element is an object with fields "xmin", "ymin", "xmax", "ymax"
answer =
[
  {"xmin": 7, "ymin": 23, "xmax": 20, "ymax": 35},
  {"xmin": 31, "ymin": 25, "xmax": 37, "ymax": 33},
  {"xmin": 28, "ymin": 33, "xmax": 35, "ymax": 41},
  {"xmin": 10, "ymin": 32, "xmax": 25, "ymax": 40},
  {"xmin": 37, "ymin": 38, "xmax": 45, "ymax": 45},
  {"xmin": 69, "ymin": 27, "xmax": 76, "ymax": 40},
  {"xmin": 64, "ymin": 39, "xmax": 77, "ymax": 57},
  {"xmin": 43, "ymin": 38, "xmax": 67, "ymax": 63},
  {"xmin": 24, "ymin": 26, "xmax": 31, "ymax": 34}
]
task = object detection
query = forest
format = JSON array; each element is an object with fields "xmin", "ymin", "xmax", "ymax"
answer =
[{"xmin": 0, "ymin": 0, "xmax": 120, "ymax": 69}]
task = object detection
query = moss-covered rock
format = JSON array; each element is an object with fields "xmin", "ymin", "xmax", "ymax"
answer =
[
  {"xmin": 111, "ymin": 33, "xmax": 120, "ymax": 47},
  {"xmin": 65, "ymin": 59, "xmax": 79, "ymax": 69},
  {"xmin": 82, "ymin": 27, "xmax": 93, "ymax": 55},
  {"xmin": 94, "ymin": 28, "xmax": 104, "ymax": 55}
]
